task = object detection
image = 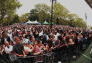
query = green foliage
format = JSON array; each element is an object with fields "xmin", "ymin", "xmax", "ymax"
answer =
[
  {"xmin": 0, "ymin": 0, "xmax": 87, "ymax": 27},
  {"xmin": 35, "ymin": 4, "xmax": 50, "ymax": 22},
  {"xmin": 12, "ymin": 14, "xmax": 20, "ymax": 23},
  {"xmin": 35, "ymin": 4, "xmax": 50, "ymax": 13},
  {"xmin": 53, "ymin": 3, "xmax": 69, "ymax": 18},
  {"xmin": 28, "ymin": 3, "xmax": 87, "ymax": 28},
  {"xmin": 66, "ymin": 13, "xmax": 78, "ymax": 20},
  {"xmin": 29, "ymin": 4, "xmax": 51, "ymax": 23},
  {"xmin": 29, "ymin": 9, "xmax": 39, "ymax": 21},
  {"xmin": 0, "ymin": 0, "xmax": 21, "ymax": 25},
  {"xmin": 19, "ymin": 13, "xmax": 30, "ymax": 23},
  {"xmin": 53, "ymin": 3, "xmax": 69, "ymax": 24},
  {"xmin": 74, "ymin": 18, "xmax": 87, "ymax": 27}
]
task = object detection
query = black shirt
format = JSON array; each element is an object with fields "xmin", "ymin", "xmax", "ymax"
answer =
[{"xmin": 13, "ymin": 44, "xmax": 24, "ymax": 55}]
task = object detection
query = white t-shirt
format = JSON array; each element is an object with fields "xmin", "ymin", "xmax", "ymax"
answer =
[
  {"xmin": 4, "ymin": 45, "xmax": 13, "ymax": 54},
  {"xmin": 54, "ymin": 33, "xmax": 60, "ymax": 40},
  {"xmin": 23, "ymin": 38, "xmax": 29, "ymax": 44},
  {"xmin": 24, "ymin": 46, "xmax": 32, "ymax": 52},
  {"xmin": 39, "ymin": 31, "xmax": 43, "ymax": 36}
]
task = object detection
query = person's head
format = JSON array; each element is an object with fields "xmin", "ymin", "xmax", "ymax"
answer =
[
  {"xmin": 4, "ymin": 42, "xmax": 9, "ymax": 46},
  {"xmin": 31, "ymin": 36, "xmax": 35, "ymax": 41},
  {"xmin": 34, "ymin": 40, "xmax": 39, "ymax": 45},
  {"xmin": 2, "ymin": 31, "xmax": 8, "ymax": 38},
  {"xmin": 14, "ymin": 37, "xmax": 21, "ymax": 44}
]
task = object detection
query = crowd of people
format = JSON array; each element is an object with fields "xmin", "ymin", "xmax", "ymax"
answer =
[{"xmin": 0, "ymin": 24, "xmax": 92, "ymax": 63}]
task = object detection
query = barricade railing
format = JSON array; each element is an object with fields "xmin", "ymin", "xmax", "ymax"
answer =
[
  {"xmin": 8, "ymin": 52, "xmax": 55, "ymax": 63},
  {"xmin": 0, "ymin": 42, "xmax": 90, "ymax": 63}
]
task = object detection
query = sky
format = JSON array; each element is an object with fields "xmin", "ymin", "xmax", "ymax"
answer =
[{"xmin": 16, "ymin": 0, "xmax": 92, "ymax": 26}]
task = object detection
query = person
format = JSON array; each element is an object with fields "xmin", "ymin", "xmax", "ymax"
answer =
[
  {"xmin": 0, "ymin": 24, "xmax": 91, "ymax": 63},
  {"xmin": 0, "ymin": 45, "xmax": 4, "ymax": 55},
  {"xmin": 33, "ymin": 41, "xmax": 43, "ymax": 55},
  {"xmin": 13, "ymin": 37, "xmax": 25, "ymax": 57},
  {"xmin": 23, "ymin": 42, "xmax": 34, "ymax": 56},
  {"xmin": 4, "ymin": 41, "xmax": 13, "ymax": 54},
  {"xmin": 1, "ymin": 31, "xmax": 11, "ymax": 45},
  {"xmin": 7, "ymin": 29, "xmax": 14, "ymax": 42}
]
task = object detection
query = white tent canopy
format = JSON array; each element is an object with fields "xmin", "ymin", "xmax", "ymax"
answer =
[
  {"xmin": 26, "ymin": 20, "xmax": 40, "ymax": 24},
  {"xmin": 33, "ymin": 20, "xmax": 40, "ymax": 24},
  {"xmin": 43, "ymin": 21, "xmax": 49, "ymax": 25},
  {"xmin": 26, "ymin": 20, "xmax": 33, "ymax": 24}
]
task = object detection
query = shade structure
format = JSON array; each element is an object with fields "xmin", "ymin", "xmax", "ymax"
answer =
[
  {"xmin": 49, "ymin": 22, "xmax": 55, "ymax": 25},
  {"xmin": 26, "ymin": 20, "xmax": 40, "ymax": 25},
  {"xmin": 43, "ymin": 21, "xmax": 49, "ymax": 25},
  {"xmin": 33, "ymin": 21, "xmax": 41, "ymax": 24},
  {"xmin": 26, "ymin": 20, "xmax": 33, "ymax": 24}
]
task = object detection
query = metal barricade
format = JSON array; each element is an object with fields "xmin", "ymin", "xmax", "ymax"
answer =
[
  {"xmin": 8, "ymin": 52, "xmax": 55, "ymax": 63},
  {"xmin": 43, "ymin": 52, "xmax": 55, "ymax": 63}
]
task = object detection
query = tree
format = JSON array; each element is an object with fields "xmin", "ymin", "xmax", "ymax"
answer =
[
  {"xmin": 66, "ymin": 13, "xmax": 79, "ymax": 20},
  {"xmin": 53, "ymin": 3, "xmax": 69, "ymax": 18},
  {"xmin": 74, "ymin": 18, "xmax": 87, "ymax": 27},
  {"xmin": 48, "ymin": 3, "xmax": 70, "ymax": 25},
  {"xmin": 35, "ymin": 4, "xmax": 50, "ymax": 22},
  {"xmin": 29, "ymin": 3, "xmax": 87, "ymax": 28},
  {"xmin": 35, "ymin": 4, "xmax": 50, "ymax": 13},
  {"xmin": 0, "ymin": 0, "xmax": 21, "ymax": 25},
  {"xmin": 19, "ymin": 13, "xmax": 30, "ymax": 23},
  {"xmin": 27, "ymin": 4, "xmax": 51, "ymax": 22},
  {"xmin": 38, "ymin": 10, "xmax": 50, "ymax": 22},
  {"xmin": 29, "ymin": 9, "xmax": 39, "ymax": 21},
  {"xmin": 12, "ymin": 14, "xmax": 20, "ymax": 23}
]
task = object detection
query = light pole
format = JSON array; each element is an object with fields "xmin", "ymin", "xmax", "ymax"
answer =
[{"xmin": 50, "ymin": 0, "xmax": 56, "ymax": 27}]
